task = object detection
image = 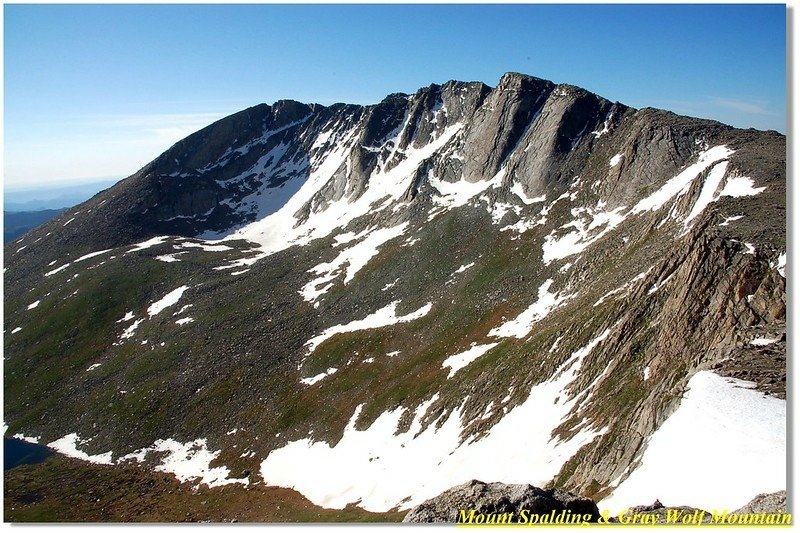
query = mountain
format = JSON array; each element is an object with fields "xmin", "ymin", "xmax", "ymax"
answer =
[{"xmin": 3, "ymin": 72, "xmax": 786, "ymax": 519}]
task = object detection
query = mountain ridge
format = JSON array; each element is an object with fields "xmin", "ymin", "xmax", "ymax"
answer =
[{"xmin": 4, "ymin": 71, "xmax": 786, "ymax": 516}]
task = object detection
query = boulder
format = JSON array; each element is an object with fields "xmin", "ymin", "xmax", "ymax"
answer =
[{"xmin": 403, "ymin": 480, "xmax": 600, "ymax": 523}]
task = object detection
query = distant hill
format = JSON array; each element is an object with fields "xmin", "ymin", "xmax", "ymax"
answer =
[
  {"xmin": 5, "ymin": 179, "xmax": 119, "ymax": 212},
  {"xmin": 4, "ymin": 209, "xmax": 66, "ymax": 244}
]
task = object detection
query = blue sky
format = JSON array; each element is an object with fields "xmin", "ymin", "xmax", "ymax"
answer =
[{"xmin": 4, "ymin": 4, "xmax": 786, "ymax": 189}]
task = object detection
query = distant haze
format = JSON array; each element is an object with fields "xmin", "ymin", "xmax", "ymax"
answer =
[{"xmin": 4, "ymin": 178, "xmax": 121, "ymax": 212}]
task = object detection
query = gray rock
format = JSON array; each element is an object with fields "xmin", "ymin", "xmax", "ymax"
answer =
[
  {"xmin": 733, "ymin": 491, "xmax": 787, "ymax": 514},
  {"xmin": 402, "ymin": 480, "xmax": 600, "ymax": 523}
]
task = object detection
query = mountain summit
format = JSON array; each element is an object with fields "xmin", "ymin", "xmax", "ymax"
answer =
[{"xmin": 4, "ymin": 72, "xmax": 786, "ymax": 516}]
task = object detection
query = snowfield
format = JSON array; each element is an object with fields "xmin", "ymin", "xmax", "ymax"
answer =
[
  {"xmin": 600, "ymin": 371, "xmax": 785, "ymax": 513},
  {"xmin": 261, "ymin": 328, "xmax": 612, "ymax": 512}
]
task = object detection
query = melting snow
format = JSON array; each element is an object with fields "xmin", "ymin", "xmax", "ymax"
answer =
[
  {"xmin": 261, "ymin": 329, "xmax": 611, "ymax": 512},
  {"xmin": 631, "ymin": 146, "xmax": 734, "ymax": 214},
  {"xmin": 683, "ymin": 161, "xmax": 729, "ymax": 226},
  {"xmin": 180, "ymin": 242, "xmax": 232, "ymax": 252},
  {"xmin": 601, "ymin": 371, "xmax": 785, "ymax": 513},
  {"xmin": 442, "ymin": 343, "xmax": 499, "ymax": 378},
  {"xmin": 510, "ymin": 182, "xmax": 546, "ymax": 205},
  {"xmin": 156, "ymin": 253, "xmax": 186, "ymax": 262},
  {"xmin": 305, "ymin": 301, "xmax": 432, "ymax": 355},
  {"xmin": 26, "ymin": 300, "xmax": 40, "ymax": 310},
  {"xmin": 300, "ymin": 367, "xmax": 339, "ymax": 386},
  {"xmin": 175, "ymin": 317, "xmax": 195, "ymax": 326},
  {"xmin": 48, "ymin": 433, "xmax": 114, "ymax": 465},
  {"xmin": 222, "ymin": 123, "xmax": 462, "ymax": 258},
  {"xmin": 719, "ymin": 215, "xmax": 744, "ymax": 226},
  {"xmin": 430, "ymin": 166, "xmax": 504, "ymax": 210},
  {"xmin": 549, "ymin": 336, "xmax": 563, "ymax": 353},
  {"xmin": 382, "ymin": 278, "xmax": 400, "ymax": 292},
  {"xmin": 126, "ymin": 236, "xmax": 169, "ymax": 253},
  {"xmin": 775, "ymin": 253, "xmax": 786, "ymax": 277},
  {"xmin": 86, "ymin": 363, "xmax": 102, "ymax": 372},
  {"xmin": 119, "ymin": 438, "xmax": 248, "ymax": 488},
  {"xmin": 750, "ymin": 337, "xmax": 778, "ymax": 346},
  {"xmin": 13, "ymin": 434, "xmax": 40, "ymax": 444},
  {"xmin": 719, "ymin": 176, "xmax": 766, "ymax": 198},
  {"xmin": 120, "ymin": 319, "xmax": 143, "ymax": 339},
  {"xmin": 11, "ymin": 327, "xmax": 22, "ymax": 334},
  {"xmin": 45, "ymin": 264, "xmax": 70, "ymax": 277},
  {"xmin": 451, "ymin": 263, "xmax": 475, "ymax": 276},
  {"xmin": 541, "ymin": 206, "xmax": 627, "ymax": 264},
  {"xmin": 147, "ymin": 286, "xmax": 189, "ymax": 317},
  {"xmin": 594, "ymin": 268, "xmax": 653, "ymax": 307},
  {"xmin": 300, "ymin": 223, "xmax": 409, "ymax": 303},
  {"xmin": 647, "ymin": 272, "xmax": 675, "ymax": 295},
  {"xmin": 489, "ymin": 279, "xmax": 571, "ymax": 338},
  {"xmin": 74, "ymin": 249, "xmax": 113, "ymax": 262}
]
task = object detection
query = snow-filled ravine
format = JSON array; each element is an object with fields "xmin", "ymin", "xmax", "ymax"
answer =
[
  {"xmin": 260, "ymin": 329, "xmax": 612, "ymax": 512},
  {"xmin": 600, "ymin": 371, "xmax": 785, "ymax": 513}
]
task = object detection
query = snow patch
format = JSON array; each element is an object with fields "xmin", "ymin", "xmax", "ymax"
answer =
[
  {"xmin": 44, "ymin": 264, "xmax": 70, "ymax": 277},
  {"xmin": 305, "ymin": 301, "xmax": 432, "ymax": 355},
  {"xmin": 442, "ymin": 343, "xmax": 499, "ymax": 378},
  {"xmin": 510, "ymin": 182, "xmax": 546, "ymax": 205},
  {"xmin": 155, "ymin": 253, "xmax": 186, "ymax": 263},
  {"xmin": 631, "ymin": 146, "xmax": 734, "ymax": 214},
  {"xmin": 300, "ymin": 367, "xmax": 339, "ymax": 386},
  {"xmin": 451, "ymin": 263, "xmax": 475, "ymax": 276},
  {"xmin": 775, "ymin": 253, "xmax": 786, "ymax": 278},
  {"xmin": 48, "ymin": 433, "xmax": 114, "ymax": 465},
  {"xmin": 750, "ymin": 337, "xmax": 778, "ymax": 346},
  {"xmin": 490, "ymin": 280, "xmax": 572, "ymax": 338},
  {"xmin": 261, "ymin": 329, "xmax": 610, "ymax": 512},
  {"xmin": 74, "ymin": 249, "xmax": 113, "ymax": 262},
  {"xmin": 601, "ymin": 371, "xmax": 785, "ymax": 513},
  {"xmin": 120, "ymin": 319, "xmax": 144, "ymax": 339},
  {"xmin": 119, "ymin": 438, "xmax": 248, "ymax": 488},
  {"xmin": 300, "ymin": 223, "xmax": 409, "ymax": 303},
  {"xmin": 27, "ymin": 300, "xmax": 40, "ymax": 310},
  {"xmin": 126, "ymin": 236, "xmax": 169, "ymax": 253},
  {"xmin": 683, "ymin": 161, "xmax": 729, "ymax": 226},
  {"xmin": 542, "ymin": 206, "xmax": 628, "ymax": 264},
  {"xmin": 180, "ymin": 242, "xmax": 232, "ymax": 252},
  {"xmin": 720, "ymin": 176, "xmax": 766, "ymax": 198},
  {"xmin": 147, "ymin": 286, "xmax": 189, "ymax": 317},
  {"xmin": 719, "ymin": 215, "xmax": 744, "ymax": 226}
]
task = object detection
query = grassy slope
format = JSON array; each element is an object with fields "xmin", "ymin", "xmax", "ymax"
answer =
[{"xmin": 4, "ymin": 455, "xmax": 403, "ymax": 522}]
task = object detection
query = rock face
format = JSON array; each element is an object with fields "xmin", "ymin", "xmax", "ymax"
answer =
[
  {"xmin": 402, "ymin": 480, "xmax": 600, "ymax": 523},
  {"xmin": 3, "ymin": 72, "xmax": 785, "ymax": 515},
  {"xmin": 733, "ymin": 491, "xmax": 787, "ymax": 514}
]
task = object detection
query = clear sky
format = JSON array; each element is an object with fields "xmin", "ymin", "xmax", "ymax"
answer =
[{"xmin": 4, "ymin": 4, "xmax": 786, "ymax": 189}]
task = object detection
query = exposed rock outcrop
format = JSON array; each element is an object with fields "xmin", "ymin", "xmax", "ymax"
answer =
[{"xmin": 402, "ymin": 480, "xmax": 600, "ymax": 523}]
